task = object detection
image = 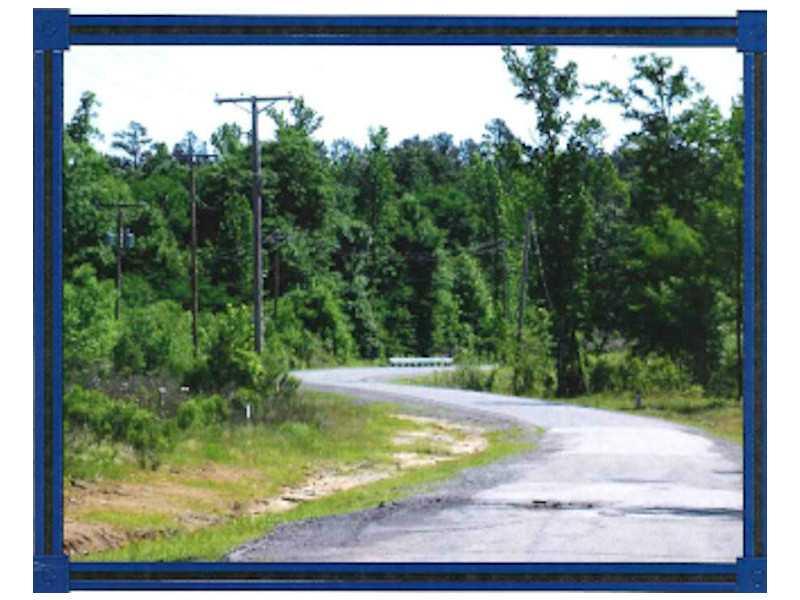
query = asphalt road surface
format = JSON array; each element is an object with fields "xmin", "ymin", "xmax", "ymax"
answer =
[{"xmin": 228, "ymin": 367, "xmax": 742, "ymax": 563}]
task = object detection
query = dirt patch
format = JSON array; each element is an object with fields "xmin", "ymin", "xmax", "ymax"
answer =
[
  {"xmin": 242, "ymin": 414, "xmax": 487, "ymax": 516},
  {"xmin": 64, "ymin": 414, "xmax": 488, "ymax": 557},
  {"xmin": 244, "ymin": 464, "xmax": 394, "ymax": 517},
  {"xmin": 64, "ymin": 520, "xmax": 128, "ymax": 556},
  {"xmin": 391, "ymin": 413, "xmax": 488, "ymax": 462}
]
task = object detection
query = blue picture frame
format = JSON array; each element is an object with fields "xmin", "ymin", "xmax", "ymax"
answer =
[{"xmin": 33, "ymin": 8, "xmax": 767, "ymax": 593}]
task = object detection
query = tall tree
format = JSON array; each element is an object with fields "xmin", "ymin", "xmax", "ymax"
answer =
[
  {"xmin": 67, "ymin": 91, "xmax": 103, "ymax": 144},
  {"xmin": 590, "ymin": 54, "xmax": 736, "ymax": 386},
  {"xmin": 112, "ymin": 121, "xmax": 153, "ymax": 169},
  {"xmin": 502, "ymin": 46, "xmax": 592, "ymax": 397}
]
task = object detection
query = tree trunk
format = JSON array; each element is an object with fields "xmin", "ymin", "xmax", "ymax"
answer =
[{"xmin": 556, "ymin": 321, "xmax": 586, "ymax": 397}]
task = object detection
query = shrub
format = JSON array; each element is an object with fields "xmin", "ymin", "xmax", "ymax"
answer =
[
  {"xmin": 113, "ymin": 300, "xmax": 194, "ymax": 377},
  {"xmin": 63, "ymin": 264, "xmax": 119, "ymax": 381},
  {"xmin": 508, "ymin": 307, "xmax": 556, "ymax": 397},
  {"xmin": 587, "ymin": 351, "xmax": 693, "ymax": 394},
  {"xmin": 175, "ymin": 394, "xmax": 229, "ymax": 430},
  {"xmin": 706, "ymin": 314, "xmax": 741, "ymax": 399},
  {"xmin": 281, "ymin": 282, "xmax": 356, "ymax": 365},
  {"xmin": 64, "ymin": 385, "xmax": 172, "ymax": 468},
  {"xmin": 229, "ymin": 374, "xmax": 310, "ymax": 425},
  {"xmin": 193, "ymin": 304, "xmax": 291, "ymax": 390},
  {"xmin": 450, "ymin": 352, "xmax": 496, "ymax": 392}
]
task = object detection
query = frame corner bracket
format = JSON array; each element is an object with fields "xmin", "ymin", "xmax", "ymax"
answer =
[
  {"xmin": 736, "ymin": 557, "xmax": 767, "ymax": 593},
  {"xmin": 33, "ymin": 554, "xmax": 70, "ymax": 593},
  {"xmin": 33, "ymin": 554, "xmax": 69, "ymax": 593},
  {"xmin": 34, "ymin": 8, "xmax": 70, "ymax": 51},
  {"xmin": 737, "ymin": 10, "xmax": 766, "ymax": 53}
]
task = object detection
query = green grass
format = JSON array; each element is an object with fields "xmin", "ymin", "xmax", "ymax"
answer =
[
  {"xmin": 81, "ymin": 510, "xmax": 177, "ymax": 532},
  {"xmin": 67, "ymin": 390, "xmax": 408, "ymax": 484},
  {"xmin": 552, "ymin": 392, "xmax": 742, "ymax": 443},
  {"xmin": 67, "ymin": 389, "xmax": 533, "ymax": 562},
  {"xmin": 402, "ymin": 368, "xmax": 742, "ymax": 444},
  {"xmin": 81, "ymin": 428, "xmax": 530, "ymax": 562}
]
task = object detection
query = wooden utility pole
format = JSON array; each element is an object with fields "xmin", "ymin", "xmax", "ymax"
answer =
[
  {"xmin": 97, "ymin": 200, "xmax": 143, "ymax": 320},
  {"xmin": 179, "ymin": 149, "xmax": 216, "ymax": 356},
  {"xmin": 115, "ymin": 207, "xmax": 124, "ymax": 320},
  {"xmin": 214, "ymin": 94, "xmax": 294, "ymax": 353}
]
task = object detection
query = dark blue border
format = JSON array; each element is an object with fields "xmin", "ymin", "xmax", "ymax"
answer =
[
  {"xmin": 33, "ymin": 42, "xmax": 45, "ymax": 561},
  {"xmin": 33, "ymin": 8, "xmax": 767, "ymax": 593},
  {"xmin": 67, "ymin": 15, "xmax": 740, "ymax": 47}
]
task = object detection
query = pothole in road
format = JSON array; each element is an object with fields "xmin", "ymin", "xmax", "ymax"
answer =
[
  {"xmin": 527, "ymin": 499, "xmax": 596, "ymax": 510},
  {"xmin": 411, "ymin": 497, "xmax": 600, "ymax": 512}
]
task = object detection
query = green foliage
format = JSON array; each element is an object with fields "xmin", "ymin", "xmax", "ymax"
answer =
[
  {"xmin": 282, "ymin": 280, "xmax": 356, "ymax": 364},
  {"xmin": 586, "ymin": 351, "xmax": 694, "ymax": 395},
  {"xmin": 63, "ymin": 265, "xmax": 119, "ymax": 380},
  {"xmin": 450, "ymin": 353, "xmax": 498, "ymax": 392},
  {"xmin": 112, "ymin": 121, "xmax": 152, "ymax": 169},
  {"xmin": 176, "ymin": 394, "xmax": 229, "ymax": 430},
  {"xmin": 63, "ymin": 137, "xmax": 128, "ymax": 272},
  {"xmin": 508, "ymin": 307, "xmax": 556, "ymax": 397},
  {"xmin": 113, "ymin": 300, "xmax": 194, "ymax": 377},
  {"xmin": 65, "ymin": 386, "xmax": 173, "ymax": 468},
  {"xmin": 229, "ymin": 375, "xmax": 312, "ymax": 425},
  {"xmin": 193, "ymin": 305, "xmax": 267, "ymax": 389},
  {"xmin": 63, "ymin": 50, "xmax": 744, "ymax": 410},
  {"xmin": 67, "ymin": 91, "xmax": 102, "ymax": 144}
]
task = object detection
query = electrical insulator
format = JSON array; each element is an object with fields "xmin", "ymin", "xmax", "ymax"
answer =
[
  {"xmin": 105, "ymin": 231, "xmax": 117, "ymax": 247},
  {"xmin": 125, "ymin": 229, "xmax": 136, "ymax": 249}
]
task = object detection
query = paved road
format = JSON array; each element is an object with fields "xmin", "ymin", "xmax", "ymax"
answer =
[{"xmin": 228, "ymin": 367, "xmax": 742, "ymax": 563}]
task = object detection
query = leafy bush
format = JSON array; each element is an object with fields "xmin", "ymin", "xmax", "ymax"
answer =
[
  {"xmin": 192, "ymin": 304, "xmax": 291, "ymax": 390},
  {"xmin": 65, "ymin": 385, "xmax": 173, "ymax": 468},
  {"xmin": 229, "ymin": 375, "xmax": 310, "ymax": 425},
  {"xmin": 63, "ymin": 265, "xmax": 119, "ymax": 381},
  {"xmin": 587, "ymin": 351, "xmax": 693, "ymax": 394},
  {"xmin": 448, "ymin": 352, "xmax": 497, "ymax": 392},
  {"xmin": 113, "ymin": 300, "xmax": 194, "ymax": 377},
  {"xmin": 508, "ymin": 307, "xmax": 556, "ymax": 397},
  {"xmin": 280, "ymin": 281, "xmax": 356, "ymax": 365},
  {"xmin": 175, "ymin": 394, "xmax": 229, "ymax": 430},
  {"xmin": 706, "ymin": 307, "xmax": 741, "ymax": 399}
]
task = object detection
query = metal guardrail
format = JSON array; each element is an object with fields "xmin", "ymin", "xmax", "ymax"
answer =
[{"xmin": 388, "ymin": 356, "xmax": 454, "ymax": 367}]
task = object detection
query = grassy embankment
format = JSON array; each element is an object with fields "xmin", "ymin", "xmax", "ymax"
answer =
[
  {"xmin": 400, "ymin": 368, "xmax": 742, "ymax": 444},
  {"xmin": 67, "ymin": 389, "xmax": 531, "ymax": 562}
]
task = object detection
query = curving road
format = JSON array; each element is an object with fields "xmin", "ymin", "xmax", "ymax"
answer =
[{"xmin": 228, "ymin": 367, "xmax": 742, "ymax": 563}]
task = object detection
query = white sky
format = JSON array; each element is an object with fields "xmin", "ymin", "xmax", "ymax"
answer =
[{"xmin": 64, "ymin": 45, "xmax": 742, "ymax": 155}]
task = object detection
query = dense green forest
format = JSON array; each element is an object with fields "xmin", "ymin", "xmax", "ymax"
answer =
[{"xmin": 63, "ymin": 47, "xmax": 743, "ymax": 438}]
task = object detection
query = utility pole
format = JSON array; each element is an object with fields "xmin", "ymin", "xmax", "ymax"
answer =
[
  {"xmin": 215, "ymin": 94, "xmax": 294, "ymax": 353},
  {"xmin": 178, "ymin": 148, "xmax": 217, "ymax": 356},
  {"xmin": 97, "ymin": 200, "xmax": 142, "ymax": 320}
]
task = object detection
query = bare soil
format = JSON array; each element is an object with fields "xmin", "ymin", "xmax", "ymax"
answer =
[{"xmin": 64, "ymin": 414, "xmax": 487, "ymax": 556}]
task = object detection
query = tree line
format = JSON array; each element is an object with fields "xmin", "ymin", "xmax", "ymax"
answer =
[{"xmin": 63, "ymin": 47, "xmax": 743, "ymax": 401}]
